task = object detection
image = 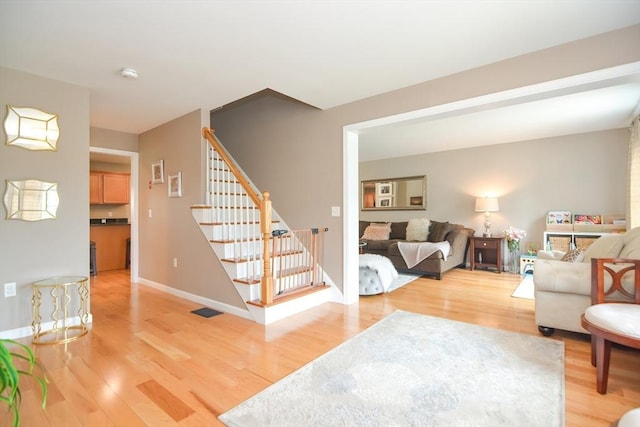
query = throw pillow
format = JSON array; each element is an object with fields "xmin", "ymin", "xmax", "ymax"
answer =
[
  {"xmin": 406, "ymin": 218, "xmax": 431, "ymax": 241},
  {"xmin": 428, "ymin": 220, "xmax": 451, "ymax": 242},
  {"xmin": 560, "ymin": 249, "xmax": 584, "ymax": 263},
  {"xmin": 361, "ymin": 223, "xmax": 392, "ymax": 241},
  {"xmin": 389, "ymin": 221, "xmax": 409, "ymax": 240}
]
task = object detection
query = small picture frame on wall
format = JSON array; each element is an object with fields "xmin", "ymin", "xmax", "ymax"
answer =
[
  {"xmin": 378, "ymin": 197, "xmax": 391, "ymax": 207},
  {"xmin": 376, "ymin": 182, "xmax": 392, "ymax": 195},
  {"xmin": 168, "ymin": 172, "xmax": 182, "ymax": 198},
  {"xmin": 152, "ymin": 160, "xmax": 164, "ymax": 184}
]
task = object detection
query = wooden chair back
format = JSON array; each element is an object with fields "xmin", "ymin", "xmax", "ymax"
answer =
[{"xmin": 590, "ymin": 258, "xmax": 640, "ymax": 305}]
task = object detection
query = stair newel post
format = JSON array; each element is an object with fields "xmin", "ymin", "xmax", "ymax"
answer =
[{"xmin": 261, "ymin": 191, "xmax": 274, "ymax": 305}]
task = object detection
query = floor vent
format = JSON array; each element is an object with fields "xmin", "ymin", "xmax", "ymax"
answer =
[{"xmin": 191, "ymin": 307, "xmax": 223, "ymax": 318}]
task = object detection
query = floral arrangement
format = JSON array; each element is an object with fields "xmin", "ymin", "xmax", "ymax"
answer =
[{"xmin": 503, "ymin": 226, "xmax": 526, "ymax": 252}]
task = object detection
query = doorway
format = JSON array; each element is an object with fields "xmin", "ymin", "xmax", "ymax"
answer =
[{"xmin": 89, "ymin": 147, "xmax": 139, "ymax": 281}]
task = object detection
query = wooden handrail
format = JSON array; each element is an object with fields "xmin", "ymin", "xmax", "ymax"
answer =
[{"xmin": 202, "ymin": 127, "xmax": 261, "ymax": 206}]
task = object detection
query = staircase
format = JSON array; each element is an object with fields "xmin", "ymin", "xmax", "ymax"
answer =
[{"xmin": 191, "ymin": 128, "xmax": 334, "ymax": 324}]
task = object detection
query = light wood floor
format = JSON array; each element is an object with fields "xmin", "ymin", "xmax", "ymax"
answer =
[{"xmin": 7, "ymin": 268, "xmax": 639, "ymax": 426}]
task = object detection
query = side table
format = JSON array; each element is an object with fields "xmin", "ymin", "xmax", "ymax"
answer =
[
  {"xmin": 470, "ymin": 236, "xmax": 503, "ymax": 273},
  {"xmin": 32, "ymin": 276, "xmax": 89, "ymax": 344}
]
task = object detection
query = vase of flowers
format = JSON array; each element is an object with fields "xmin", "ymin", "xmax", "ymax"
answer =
[{"xmin": 504, "ymin": 226, "xmax": 526, "ymax": 273}]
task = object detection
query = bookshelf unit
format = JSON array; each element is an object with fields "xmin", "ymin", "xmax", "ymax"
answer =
[
  {"xmin": 544, "ymin": 212, "xmax": 625, "ymax": 252},
  {"xmin": 543, "ymin": 231, "xmax": 612, "ymax": 252}
]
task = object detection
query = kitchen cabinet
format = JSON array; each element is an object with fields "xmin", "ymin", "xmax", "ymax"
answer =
[
  {"xmin": 90, "ymin": 224, "xmax": 130, "ymax": 272},
  {"xmin": 90, "ymin": 171, "xmax": 130, "ymax": 204}
]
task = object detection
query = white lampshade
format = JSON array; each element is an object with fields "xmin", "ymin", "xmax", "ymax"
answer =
[{"xmin": 475, "ymin": 196, "xmax": 499, "ymax": 212}]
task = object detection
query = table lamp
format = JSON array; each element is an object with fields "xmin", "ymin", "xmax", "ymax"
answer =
[{"xmin": 475, "ymin": 196, "xmax": 499, "ymax": 237}]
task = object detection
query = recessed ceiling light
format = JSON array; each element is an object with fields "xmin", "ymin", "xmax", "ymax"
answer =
[{"xmin": 120, "ymin": 68, "xmax": 138, "ymax": 79}]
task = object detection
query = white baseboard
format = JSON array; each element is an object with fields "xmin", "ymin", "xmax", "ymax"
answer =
[
  {"xmin": 136, "ymin": 277, "xmax": 253, "ymax": 320},
  {"xmin": 0, "ymin": 314, "xmax": 94, "ymax": 340}
]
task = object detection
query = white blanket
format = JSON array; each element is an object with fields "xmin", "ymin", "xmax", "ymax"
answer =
[
  {"xmin": 358, "ymin": 254, "xmax": 399, "ymax": 292},
  {"xmin": 397, "ymin": 241, "xmax": 451, "ymax": 269}
]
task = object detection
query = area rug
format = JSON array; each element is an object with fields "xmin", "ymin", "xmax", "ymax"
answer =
[
  {"xmin": 386, "ymin": 273, "xmax": 421, "ymax": 293},
  {"xmin": 512, "ymin": 274, "xmax": 535, "ymax": 299},
  {"xmin": 219, "ymin": 310, "xmax": 564, "ymax": 427}
]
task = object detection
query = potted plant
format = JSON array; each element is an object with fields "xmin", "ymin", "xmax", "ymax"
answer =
[{"xmin": 0, "ymin": 339, "xmax": 48, "ymax": 427}]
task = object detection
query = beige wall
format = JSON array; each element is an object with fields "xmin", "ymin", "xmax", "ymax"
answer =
[
  {"xmin": 212, "ymin": 25, "xmax": 640, "ymax": 295},
  {"xmin": 359, "ymin": 129, "xmax": 628, "ymax": 252},
  {"xmin": 91, "ymin": 127, "xmax": 138, "ymax": 152},
  {"xmin": 138, "ymin": 109, "xmax": 246, "ymax": 309},
  {"xmin": 0, "ymin": 67, "xmax": 90, "ymax": 334}
]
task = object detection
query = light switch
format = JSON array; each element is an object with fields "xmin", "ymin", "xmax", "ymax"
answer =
[
  {"xmin": 4, "ymin": 282, "xmax": 16, "ymax": 298},
  {"xmin": 148, "ymin": 209, "xmax": 152, "ymax": 218},
  {"xmin": 331, "ymin": 206, "xmax": 340, "ymax": 217}
]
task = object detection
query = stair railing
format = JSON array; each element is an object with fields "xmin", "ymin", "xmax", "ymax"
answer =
[{"xmin": 202, "ymin": 127, "xmax": 274, "ymax": 304}]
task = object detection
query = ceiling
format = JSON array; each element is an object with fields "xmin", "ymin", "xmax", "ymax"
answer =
[
  {"xmin": 359, "ymin": 78, "xmax": 640, "ymax": 161},
  {"xmin": 1, "ymin": 1, "xmax": 640, "ymax": 161}
]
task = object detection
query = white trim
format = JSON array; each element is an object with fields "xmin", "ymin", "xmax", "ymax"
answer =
[
  {"xmin": 343, "ymin": 129, "xmax": 360, "ymax": 305},
  {"xmin": 0, "ymin": 314, "xmax": 94, "ymax": 340},
  {"xmin": 89, "ymin": 146, "xmax": 139, "ymax": 282},
  {"xmin": 136, "ymin": 277, "xmax": 253, "ymax": 320},
  {"xmin": 247, "ymin": 286, "xmax": 333, "ymax": 325},
  {"xmin": 350, "ymin": 62, "xmax": 640, "ymax": 131}
]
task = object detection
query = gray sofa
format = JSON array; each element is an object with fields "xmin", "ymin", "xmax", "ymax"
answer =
[{"xmin": 359, "ymin": 220, "xmax": 474, "ymax": 280}]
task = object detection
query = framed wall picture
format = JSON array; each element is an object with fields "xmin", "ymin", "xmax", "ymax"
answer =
[
  {"xmin": 152, "ymin": 160, "xmax": 164, "ymax": 184},
  {"xmin": 376, "ymin": 182, "xmax": 392, "ymax": 196},
  {"xmin": 378, "ymin": 197, "xmax": 391, "ymax": 207},
  {"xmin": 168, "ymin": 172, "xmax": 182, "ymax": 197}
]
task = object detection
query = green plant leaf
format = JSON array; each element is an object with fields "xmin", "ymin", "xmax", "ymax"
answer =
[{"xmin": 0, "ymin": 339, "xmax": 48, "ymax": 426}]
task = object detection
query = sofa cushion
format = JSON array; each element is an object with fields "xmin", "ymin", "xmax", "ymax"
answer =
[
  {"xmin": 428, "ymin": 220, "xmax": 452, "ymax": 242},
  {"xmin": 582, "ymin": 234, "xmax": 624, "ymax": 262},
  {"xmin": 389, "ymin": 221, "xmax": 409, "ymax": 240},
  {"xmin": 406, "ymin": 218, "xmax": 430, "ymax": 241},
  {"xmin": 623, "ymin": 226, "xmax": 640, "ymax": 245},
  {"xmin": 365, "ymin": 239, "xmax": 397, "ymax": 252},
  {"xmin": 361, "ymin": 222, "xmax": 392, "ymax": 240},
  {"xmin": 620, "ymin": 227, "xmax": 640, "ymax": 259},
  {"xmin": 388, "ymin": 241, "xmax": 445, "ymax": 260}
]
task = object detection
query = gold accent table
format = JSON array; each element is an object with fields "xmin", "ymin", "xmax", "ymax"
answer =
[{"xmin": 31, "ymin": 276, "xmax": 89, "ymax": 344}]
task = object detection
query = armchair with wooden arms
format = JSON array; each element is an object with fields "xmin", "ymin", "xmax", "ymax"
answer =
[{"xmin": 580, "ymin": 258, "xmax": 640, "ymax": 394}]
